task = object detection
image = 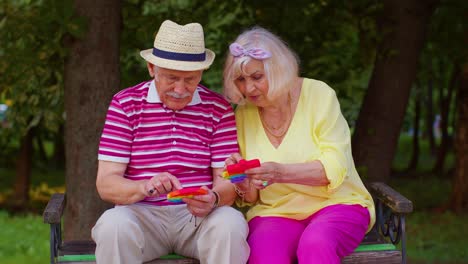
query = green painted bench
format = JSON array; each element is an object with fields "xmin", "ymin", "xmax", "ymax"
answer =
[{"xmin": 43, "ymin": 182, "xmax": 412, "ymax": 264}]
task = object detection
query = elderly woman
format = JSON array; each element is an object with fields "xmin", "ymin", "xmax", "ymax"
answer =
[{"xmin": 223, "ymin": 27, "xmax": 375, "ymax": 264}]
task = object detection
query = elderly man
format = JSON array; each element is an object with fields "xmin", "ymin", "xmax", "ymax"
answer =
[{"xmin": 91, "ymin": 20, "xmax": 249, "ymax": 264}]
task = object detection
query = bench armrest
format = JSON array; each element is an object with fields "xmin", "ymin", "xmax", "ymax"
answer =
[
  {"xmin": 43, "ymin": 193, "xmax": 66, "ymax": 224},
  {"xmin": 368, "ymin": 182, "xmax": 412, "ymax": 264},
  {"xmin": 369, "ymin": 182, "xmax": 413, "ymax": 214}
]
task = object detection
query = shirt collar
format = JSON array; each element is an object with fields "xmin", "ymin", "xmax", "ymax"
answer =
[{"xmin": 147, "ymin": 80, "xmax": 202, "ymax": 106}]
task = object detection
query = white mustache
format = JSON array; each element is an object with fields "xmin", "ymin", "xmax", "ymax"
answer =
[{"xmin": 166, "ymin": 91, "xmax": 191, "ymax": 99}]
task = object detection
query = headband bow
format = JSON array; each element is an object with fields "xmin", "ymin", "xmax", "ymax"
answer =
[{"xmin": 229, "ymin": 43, "xmax": 272, "ymax": 60}]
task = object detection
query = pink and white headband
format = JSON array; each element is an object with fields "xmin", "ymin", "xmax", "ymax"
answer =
[{"xmin": 229, "ymin": 43, "xmax": 271, "ymax": 60}]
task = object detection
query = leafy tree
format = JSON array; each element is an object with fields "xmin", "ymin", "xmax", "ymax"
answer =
[
  {"xmin": 120, "ymin": 0, "xmax": 255, "ymax": 91},
  {"xmin": 437, "ymin": 0, "xmax": 468, "ymax": 213},
  {"xmin": 425, "ymin": 0, "xmax": 466, "ymax": 175},
  {"xmin": 352, "ymin": 0, "xmax": 439, "ymax": 182},
  {"xmin": 244, "ymin": 0, "xmax": 381, "ymax": 124},
  {"xmin": 0, "ymin": 0, "xmax": 82, "ymax": 206}
]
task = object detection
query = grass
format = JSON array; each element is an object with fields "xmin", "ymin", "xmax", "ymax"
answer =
[
  {"xmin": 406, "ymin": 211, "xmax": 468, "ymax": 263},
  {"xmin": 0, "ymin": 211, "xmax": 49, "ymax": 264},
  {"xmin": 391, "ymin": 134, "xmax": 468, "ymax": 263},
  {"xmin": 391, "ymin": 177, "xmax": 468, "ymax": 263}
]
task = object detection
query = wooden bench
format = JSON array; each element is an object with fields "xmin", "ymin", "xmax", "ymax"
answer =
[{"xmin": 43, "ymin": 182, "xmax": 413, "ymax": 264}]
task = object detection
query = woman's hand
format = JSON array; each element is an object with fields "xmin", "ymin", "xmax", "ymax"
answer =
[
  {"xmin": 224, "ymin": 153, "xmax": 259, "ymax": 203},
  {"xmin": 224, "ymin": 152, "xmax": 244, "ymax": 166},
  {"xmin": 224, "ymin": 152, "xmax": 249, "ymax": 193},
  {"xmin": 246, "ymin": 162, "xmax": 284, "ymax": 189}
]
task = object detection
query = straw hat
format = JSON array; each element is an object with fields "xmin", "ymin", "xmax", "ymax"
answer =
[{"xmin": 140, "ymin": 20, "xmax": 215, "ymax": 71}]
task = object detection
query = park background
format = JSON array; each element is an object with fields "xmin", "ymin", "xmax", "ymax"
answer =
[{"xmin": 0, "ymin": 0, "xmax": 467, "ymax": 263}]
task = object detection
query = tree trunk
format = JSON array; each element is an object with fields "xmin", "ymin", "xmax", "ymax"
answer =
[
  {"xmin": 407, "ymin": 86, "xmax": 421, "ymax": 171},
  {"xmin": 13, "ymin": 128, "xmax": 34, "ymax": 207},
  {"xmin": 425, "ymin": 58, "xmax": 436, "ymax": 154},
  {"xmin": 450, "ymin": 64, "xmax": 468, "ymax": 213},
  {"xmin": 64, "ymin": 0, "xmax": 121, "ymax": 240},
  {"xmin": 352, "ymin": 0, "xmax": 438, "ymax": 182},
  {"xmin": 433, "ymin": 64, "xmax": 458, "ymax": 175}
]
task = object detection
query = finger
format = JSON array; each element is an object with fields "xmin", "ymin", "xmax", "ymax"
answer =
[
  {"xmin": 185, "ymin": 200, "xmax": 209, "ymax": 217},
  {"xmin": 186, "ymin": 205, "xmax": 195, "ymax": 215},
  {"xmin": 225, "ymin": 153, "xmax": 244, "ymax": 165},
  {"xmin": 246, "ymin": 173, "xmax": 264, "ymax": 181},
  {"xmin": 190, "ymin": 207, "xmax": 206, "ymax": 218},
  {"xmin": 225, "ymin": 156, "xmax": 235, "ymax": 166},
  {"xmin": 153, "ymin": 181, "xmax": 166, "ymax": 195},
  {"xmin": 231, "ymin": 153, "xmax": 244, "ymax": 162},
  {"xmin": 150, "ymin": 175, "xmax": 169, "ymax": 195},
  {"xmin": 251, "ymin": 179, "xmax": 267, "ymax": 190},
  {"xmin": 146, "ymin": 181, "xmax": 158, "ymax": 196},
  {"xmin": 183, "ymin": 197, "xmax": 203, "ymax": 208},
  {"xmin": 185, "ymin": 194, "xmax": 213, "ymax": 214},
  {"xmin": 158, "ymin": 176, "xmax": 174, "ymax": 193},
  {"xmin": 184, "ymin": 195, "xmax": 210, "ymax": 207},
  {"xmin": 168, "ymin": 175, "xmax": 183, "ymax": 190},
  {"xmin": 245, "ymin": 166, "xmax": 269, "ymax": 175},
  {"xmin": 225, "ymin": 155, "xmax": 237, "ymax": 166}
]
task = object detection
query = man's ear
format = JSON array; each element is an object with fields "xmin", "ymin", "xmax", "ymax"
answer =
[{"xmin": 147, "ymin": 63, "xmax": 155, "ymax": 77}]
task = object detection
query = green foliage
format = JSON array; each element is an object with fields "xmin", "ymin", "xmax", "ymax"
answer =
[
  {"xmin": 0, "ymin": 167, "xmax": 65, "ymax": 212},
  {"xmin": 119, "ymin": 0, "xmax": 383, "ymax": 126},
  {"xmin": 0, "ymin": 211, "xmax": 49, "ymax": 264},
  {"xmin": 406, "ymin": 0, "xmax": 468, "ymax": 135},
  {"xmin": 120, "ymin": 0, "xmax": 255, "ymax": 91},
  {"xmin": 236, "ymin": 0, "xmax": 383, "ymax": 125},
  {"xmin": 0, "ymin": 167, "xmax": 65, "ymax": 193},
  {"xmin": 0, "ymin": 0, "xmax": 85, "ymax": 164},
  {"xmin": 428, "ymin": 0, "xmax": 468, "ymax": 64}
]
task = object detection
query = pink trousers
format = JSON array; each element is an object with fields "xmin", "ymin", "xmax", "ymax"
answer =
[{"xmin": 247, "ymin": 204, "xmax": 370, "ymax": 264}]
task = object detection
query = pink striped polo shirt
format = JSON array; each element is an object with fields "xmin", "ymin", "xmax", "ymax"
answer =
[{"xmin": 98, "ymin": 80, "xmax": 239, "ymax": 206}]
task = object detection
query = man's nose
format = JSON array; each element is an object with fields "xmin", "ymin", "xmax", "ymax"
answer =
[{"xmin": 173, "ymin": 79, "xmax": 186, "ymax": 93}]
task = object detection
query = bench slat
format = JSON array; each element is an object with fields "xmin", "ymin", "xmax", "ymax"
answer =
[
  {"xmin": 58, "ymin": 240, "xmax": 398, "ymax": 264},
  {"xmin": 342, "ymin": 250, "xmax": 401, "ymax": 264}
]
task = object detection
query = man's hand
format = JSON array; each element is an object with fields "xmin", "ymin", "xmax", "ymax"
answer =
[
  {"xmin": 144, "ymin": 172, "xmax": 182, "ymax": 197},
  {"xmin": 183, "ymin": 186, "xmax": 217, "ymax": 217}
]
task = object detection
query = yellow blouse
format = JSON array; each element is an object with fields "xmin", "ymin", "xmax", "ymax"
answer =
[{"xmin": 235, "ymin": 78, "xmax": 375, "ymax": 231}]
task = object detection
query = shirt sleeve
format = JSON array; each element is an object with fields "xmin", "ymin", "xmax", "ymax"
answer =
[
  {"xmin": 315, "ymin": 87, "xmax": 353, "ymax": 191},
  {"xmin": 210, "ymin": 103, "xmax": 239, "ymax": 168},
  {"xmin": 98, "ymin": 96, "xmax": 133, "ymax": 164}
]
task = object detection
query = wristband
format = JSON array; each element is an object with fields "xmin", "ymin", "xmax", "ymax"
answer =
[{"xmin": 212, "ymin": 191, "xmax": 220, "ymax": 208}]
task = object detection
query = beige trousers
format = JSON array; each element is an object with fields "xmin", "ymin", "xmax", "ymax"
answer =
[{"xmin": 91, "ymin": 204, "xmax": 249, "ymax": 264}]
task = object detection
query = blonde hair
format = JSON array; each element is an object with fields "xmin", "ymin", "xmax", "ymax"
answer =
[{"xmin": 223, "ymin": 27, "xmax": 299, "ymax": 104}]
